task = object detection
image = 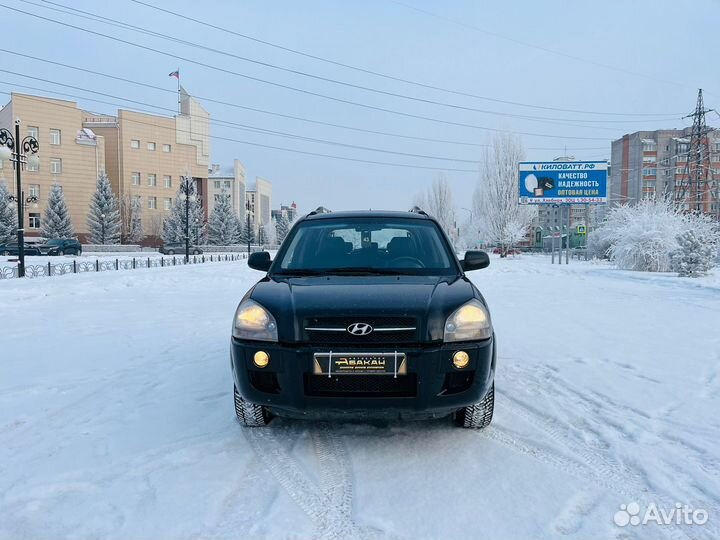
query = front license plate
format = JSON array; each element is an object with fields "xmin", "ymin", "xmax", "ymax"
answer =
[{"xmin": 313, "ymin": 352, "xmax": 407, "ymax": 376}]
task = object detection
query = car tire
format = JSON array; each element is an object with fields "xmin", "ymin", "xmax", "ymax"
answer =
[
  {"xmin": 234, "ymin": 386, "xmax": 271, "ymax": 427},
  {"xmin": 167, "ymin": 250, "xmax": 175, "ymax": 255},
  {"xmin": 76, "ymin": 249, "xmax": 82, "ymax": 256},
  {"xmin": 2, "ymin": 251, "xmax": 8, "ymax": 256},
  {"xmin": 193, "ymin": 249, "xmax": 200, "ymax": 255},
  {"xmin": 454, "ymin": 382, "xmax": 494, "ymax": 429},
  {"xmin": 58, "ymin": 250, "xmax": 64, "ymax": 256}
]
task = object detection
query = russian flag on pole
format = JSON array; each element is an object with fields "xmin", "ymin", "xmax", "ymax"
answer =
[{"xmin": 168, "ymin": 70, "xmax": 180, "ymax": 79}]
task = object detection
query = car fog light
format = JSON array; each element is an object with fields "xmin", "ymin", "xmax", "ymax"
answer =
[
  {"xmin": 253, "ymin": 351, "xmax": 270, "ymax": 368},
  {"xmin": 452, "ymin": 350, "xmax": 470, "ymax": 369}
]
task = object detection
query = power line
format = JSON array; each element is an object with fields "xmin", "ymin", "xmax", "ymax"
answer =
[
  {"xmin": 29, "ymin": 0, "xmax": 682, "ymax": 128},
  {"xmin": 0, "ymin": 48, "xmax": 607, "ymax": 152},
  {"xmin": 124, "ymin": 0, "xmax": 686, "ymax": 118},
  {"xmin": 0, "ymin": 86, "xmax": 481, "ymax": 173},
  {"xmin": 0, "ymin": 3, "xmax": 615, "ymax": 140},
  {"xmin": 384, "ymin": 0, "xmax": 709, "ymax": 94},
  {"xmin": 0, "ymin": 70, "xmax": 480, "ymax": 163}
]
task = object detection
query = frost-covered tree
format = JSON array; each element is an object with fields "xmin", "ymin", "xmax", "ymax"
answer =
[
  {"xmin": 473, "ymin": 133, "xmax": 532, "ymax": 257},
  {"xmin": 87, "ymin": 172, "xmax": 121, "ymax": 244},
  {"xmin": 120, "ymin": 193, "xmax": 144, "ymax": 244},
  {"xmin": 41, "ymin": 183, "xmax": 74, "ymax": 239},
  {"xmin": 162, "ymin": 181, "xmax": 204, "ymax": 244},
  {"xmin": 266, "ymin": 217, "xmax": 278, "ymax": 246},
  {"xmin": 276, "ymin": 215, "xmax": 290, "ymax": 244},
  {"xmin": 415, "ymin": 175, "xmax": 456, "ymax": 240},
  {"xmin": 0, "ymin": 181, "xmax": 17, "ymax": 243},
  {"xmin": 671, "ymin": 228, "xmax": 717, "ymax": 277},
  {"xmin": 257, "ymin": 223, "xmax": 267, "ymax": 245},
  {"xmin": 207, "ymin": 191, "xmax": 239, "ymax": 245},
  {"xmin": 239, "ymin": 219, "xmax": 255, "ymax": 245}
]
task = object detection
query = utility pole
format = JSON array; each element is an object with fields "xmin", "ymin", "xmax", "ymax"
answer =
[{"xmin": 677, "ymin": 89, "xmax": 715, "ymax": 214}]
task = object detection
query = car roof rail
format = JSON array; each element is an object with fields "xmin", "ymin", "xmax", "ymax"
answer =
[
  {"xmin": 307, "ymin": 206, "xmax": 332, "ymax": 216},
  {"xmin": 408, "ymin": 206, "xmax": 428, "ymax": 216}
]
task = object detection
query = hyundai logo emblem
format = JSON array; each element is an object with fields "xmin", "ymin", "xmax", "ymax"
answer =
[{"xmin": 347, "ymin": 322, "xmax": 373, "ymax": 336}]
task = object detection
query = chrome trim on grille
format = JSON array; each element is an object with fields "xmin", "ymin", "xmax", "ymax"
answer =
[{"xmin": 306, "ymin": 326, "xmax": 416, "ymax": 332}]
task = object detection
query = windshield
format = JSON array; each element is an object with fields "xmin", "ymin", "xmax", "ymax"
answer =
[
  {"xmin": 47, "ymin": 239, "xmax": 64, "ymax": 246},
  {"xmin": 273, "ymin": 218, "xmax": 457, "ymax": 275}
]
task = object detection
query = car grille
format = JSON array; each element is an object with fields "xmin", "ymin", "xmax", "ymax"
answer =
[
  {"xmin": 304, "ymin": 316, "xmax": 417, "ymax": 345},
  {"xmin": 304, "ymin": 374, "xmax": 417, "ymax": 397}
]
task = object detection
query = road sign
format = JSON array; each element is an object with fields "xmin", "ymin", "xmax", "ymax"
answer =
[
  {"xmin": 577, "ymin": 224, "xmax": 586, "ymax": 235},
  {"xmin": 518, "ymin": 161, "xmax": 608, "ymax": 204}
]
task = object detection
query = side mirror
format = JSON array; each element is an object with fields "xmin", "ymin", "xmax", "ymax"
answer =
[
  {"xmin": 461, "ymin": 250, "xmax": 490, "ymax": 271},
  {"xmin": 248, "ymin": 251, "xmax": 272, "ymax": 272}
]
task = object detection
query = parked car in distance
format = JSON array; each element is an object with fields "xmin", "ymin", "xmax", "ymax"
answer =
[
  {"xmin": 159, "ymin": 243, "xmax": 203, "ymax": 255},
  {"xmin": 38, "ymin": 238, "xmax": 82, "ymax": 256},
  {"xmin": 0, "ymin": 241, "xmax": 42, "ymax": 256},
  {"xmin": 492, "ymin": 247, "xmax": 520, "ymax": 255}
]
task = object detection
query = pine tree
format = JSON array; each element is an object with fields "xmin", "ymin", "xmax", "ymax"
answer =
[
  {"xmin": 87, "ymin": 172, "xmax": 121, "ymax": 244},
  {"xmin": 671, "ymin": 229, "xmax": 717, "ymax": 277},
  {"xmin": 162, "ymin": 181, "xmax": 204, "ymax": 244},
  {"xmin": 207, "ymin": 191, "xmax": 239, "ymax": 245},
  {"xmin": 276, "ymin": 215, "xmax": 290, "ymax": 244},
  {"xmin": 41, "ymin": 183, "xmax": 74, "ymax": 239},
  {"xmin": 0, "ymin": 181, "xmax": 17, "ymax": 244},
  {"xmin": 239, "ymin": 218, "xmax": 256, "ymax": 245}
]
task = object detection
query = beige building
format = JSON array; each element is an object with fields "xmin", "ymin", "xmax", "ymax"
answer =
[
  {"xmin": 246, "ymin": 177, "xmax": 272, "ymax": 233},
  {"xmin": 85, "ymin": 87, "xmax": 211, "ymax": 241},
  {"xmin": 207, "ymin": 159, "xmax": 247, "ymax": 222},
  {"xmin": 0, "ymin": 93, "xmax": 106, "ymax": 240}
]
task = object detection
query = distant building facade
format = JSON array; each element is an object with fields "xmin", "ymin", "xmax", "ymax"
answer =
[
  {"xmin": 0, "ymin": 93, "xmax": 106, "ymax": 240},
  {"xmin": 208, "ymin": 159, "xmax": 247, "ymax": 224},
  {"xmin": 271, "ymin": 201, "xmax": 298, "ymax": 223},
  {"xmin": 246, "ymin": 177, "xmax": 272, "ymax": 233}
]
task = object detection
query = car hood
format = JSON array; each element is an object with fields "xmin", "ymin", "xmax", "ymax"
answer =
[{"xmin": 247, "ymin": 274, "xmax": 481, "ymax": 343}]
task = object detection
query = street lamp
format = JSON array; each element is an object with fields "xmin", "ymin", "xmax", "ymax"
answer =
[
  {"xmin": 100, "ymin": 212, "xmax": 106, "ymax": 245},
  {"xmin": 194, "ymin": 217, "xmax": 200, "ymax": 245},
  {"xmin": 245, "ymin": 199, "xmax": 251, "ymax": 254},
  {"xmin": 178, "ymin": 175, "xmax": 196, "ymax": 262},
  {"xmin": 0, "ymin": 119, "xmax": 40, "ymax": 278}
]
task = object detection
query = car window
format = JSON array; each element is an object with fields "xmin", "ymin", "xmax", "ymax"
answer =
[{"xmin": 274, "ymin": 218, "xmax": 456, "ymax": 275}]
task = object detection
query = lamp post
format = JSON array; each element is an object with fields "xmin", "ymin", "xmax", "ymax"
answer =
[
  {"xmin": 0, "ymin": 119, "xmax": 40, "ymax": 278},
  {"xmin": 194, "ymin": 217, "xmax": 200, "ymax": 246},
  {"xmin": 245, "ymin": 199, "xmax": 251, "ymax": 254},
  {"xmin": 100, "ymin": 212, "xmax": 106, "ymax": 245},
  {"xmin": 178, "ymin": 175, "xmax": 196, "ymax": 263}
]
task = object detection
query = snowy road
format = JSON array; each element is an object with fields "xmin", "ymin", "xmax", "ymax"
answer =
[{"xmin": 1, "ymin": 257, "xmax": 718, "ymax": 539}]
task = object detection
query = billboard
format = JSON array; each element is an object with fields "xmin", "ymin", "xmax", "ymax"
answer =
[{"xmin": 519, "ymin": 161, "xmax": 608, "ymax": 204}]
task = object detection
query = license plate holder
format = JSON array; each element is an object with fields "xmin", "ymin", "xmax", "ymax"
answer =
[{"xmin": 313, "ymin": 352, "xmax": 407, "ymax": 376}]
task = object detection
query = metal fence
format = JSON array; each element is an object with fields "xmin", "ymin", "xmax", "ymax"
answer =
[{"xmin": 0, "ymin": 253, "xmax": 247, "ymax": 280}]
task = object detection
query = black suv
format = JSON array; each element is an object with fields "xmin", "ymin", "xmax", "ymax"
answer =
[
  {"xmin": 230, "ymin": 209, "xmax": 495, "ymax": 428},
  {"xmin": 0, "ymin": 241, "xmax": 42, "ymax": 256},
  {"xmin": 159, "ymin": 243, "xmax": 202, "ymax": 255},
  {"xmin": 38, "ymin": 238, "xmax": 82, "ymax": 256}
]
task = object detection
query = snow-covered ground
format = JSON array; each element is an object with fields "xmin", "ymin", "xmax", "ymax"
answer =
[{"xmin": 1, "ymin": 255, "xmax": 718, "ymax": 539}]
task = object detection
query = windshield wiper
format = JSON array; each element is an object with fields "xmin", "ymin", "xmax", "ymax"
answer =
[
  {"xmin": 322, "ymin": 266, "xmax": 411, "ymax": 275},
  {"xmin": 274, "ymin": 269, "xmax": 325, "ymax": 276}
]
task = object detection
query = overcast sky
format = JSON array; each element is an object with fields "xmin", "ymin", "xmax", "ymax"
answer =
[{"xmin": 1, "ymin": 0, "xmax": 718, "ymax": 214}]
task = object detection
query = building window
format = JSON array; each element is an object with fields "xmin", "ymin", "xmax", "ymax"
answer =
[
  {"xmin": 164, "ymin": 197, "xmax": 172, "ymax": 210},
  {"xmin": 27, "ymin": 126, "xmax": 39, "ymax": 140},
  {"xmin": 162, "ymin": 144, "xmax": 171, "ymax": 153},
  {"xmin": 29, "ymin": 213, "xmax": 41, "ymax": 228},
  {"xmin": 130, "ymin": 139, "xmax": 140, "ymax": 149},
  {"xmin": 29, "ymin": 184, "xmax": 40, "ymax": 198},
  {"xmin": 27, "ymin": 157, "xmax": 39, "ymax": 172},
  {"xmin": 224, "ymin": 180, "xmax": 231, "ymax": 188},
  {"xmin": 50, "ymin": 158, "xmax": 62, "ymax": 174},
  {"xmin": 712, "ymin": 155, "xmax": 720, "ymax": 163},
  {"xmin": 214, "ymin": 180, "xmax": 221, "ymax": 189},
  {"xmin": 642, "ymin": 168, "xmax": 657, "ymax": 176},
  {"xmin": 642, "ymin": 141, "xmax": 656, "ymax": 152},
  {"xmin": 49, "ymin": 129, "xmax": 61, "ymax": 145},
  {"xmin": 676, "ymin": 167, "xmax": 684, "ymax": 175},
  {"xmin": 132, "ymin": 172, "xmax": 141, "ymax": 185},
  {"xmin": 148, "ymin": 173, "xmax": 157, "ymax": 187},
  {"xmin": 147, "ymin": 142, "xmax": 156, "ymax": 151},
  {"xmin": 163, "ymin": 175, "xmax": 172, "ymax": 188},
  {"xmin": 148, "ymin": 196, "xmax": 157, "ymax": 209},
  {"xmin": 714, "ymin": 142, "xmax": 720, "ymax": 152}
]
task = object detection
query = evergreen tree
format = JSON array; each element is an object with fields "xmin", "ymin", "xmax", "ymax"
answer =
[
  {"xmin": 276, "ymin": 214, "xmax": 290, "ymax": 244},
  {"xmin": 206, "ymin": 191, "xmax": 239, "ymax": 245},
  {"xmin": 239, "ymin": 218, "xmax": 256, "ymax": 245},
  {"xmin": 671, "ymin": 229, "xmax": 717, "ymax": 277},
  {"xmin": 87, "ymin": 172, "xmax": 121, "ymax": 244},
  {"xmin": 0, "ymin": 181, "xmax": 17, "ymax": 244},
  {"xmin": 162, "ymin": 181, "xmax": 204, "ymax": 244},
  {"xmin": 41, "ymin": 183, "xmax": 74, "ymax": 239}
]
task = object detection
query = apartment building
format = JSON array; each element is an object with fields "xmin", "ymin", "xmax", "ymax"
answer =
[
  {"xmin": 207, "ymin": 159, "xmax": 247, "ymax": 223},
  {"xmin": 85, "ymin": 87, "xmax": 211, "ymax": 240},
  {"xmin": 271, "ymin": 202, "xmax": 298, "ymax": 223},
  {"xmin": 246, "ymin": 177, "xmax": 272, "ymax": 232},
  {"xmin": 611, "ymin": 128, "xmax": 720, "ymax": 215},
  {"xmin": 0, "ymin": 93, "xmax": 106, "ymax": 240}
]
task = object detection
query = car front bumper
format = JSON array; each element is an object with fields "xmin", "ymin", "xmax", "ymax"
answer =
[{"xmin": 231, "ymin": 336, "xmax": 495, "ymax": 420}]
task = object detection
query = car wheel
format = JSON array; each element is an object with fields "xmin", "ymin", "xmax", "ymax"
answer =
[
  {"xmin": 193, "ymin": 249, "xmax": 200, "ymax": 255},
  {"xmin": 58, "ymin": 250, "xmax": 64, "ymax": 256},
  {"xmin": 234, "ymin": 386, "xmax": 271, "ymax": 427},
  {"xmin": 76, "ymin": 249, "xmax": 82, "ymax": 256},
  {"xmin": 167, "ymin": 250, "xmax": 175, "ymax": 255},
  {"xmin": 2, "ymin": 251, "xmax": 8, "ymax": 256},
  {"xmin": 454, "ymin": 382, "xmax": 494, "ymax": 429}
]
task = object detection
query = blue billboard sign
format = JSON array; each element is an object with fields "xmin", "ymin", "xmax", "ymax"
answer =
[{"xmin": 519, "ymin": 161, "xmax": 608, "ymax": 204}]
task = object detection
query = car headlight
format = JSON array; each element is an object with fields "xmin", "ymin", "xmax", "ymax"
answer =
[
  {"xmin": 232, "ymin": 299, "xmax": 278, "ymax": 341},
  {"xmin": 443, "ymin": 299, "xmax": 492, "ymax": 342}
]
